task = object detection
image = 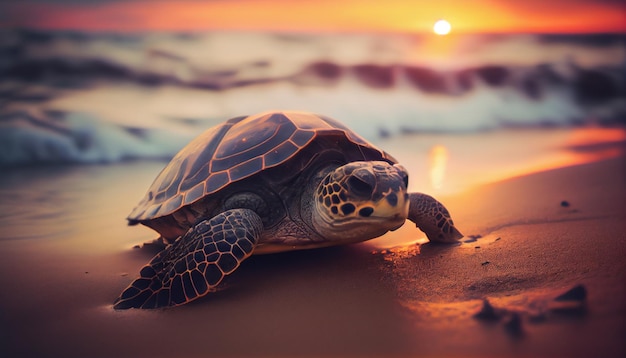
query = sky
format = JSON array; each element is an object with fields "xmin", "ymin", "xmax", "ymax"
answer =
[{"xmin": 0, "ymin": 0, "xmax": 625, "ymax": 34}]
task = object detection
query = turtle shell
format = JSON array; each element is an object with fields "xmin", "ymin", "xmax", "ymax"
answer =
[{"xmin": 128, "ymin": 111, "xmax": 396, "ymax": 223}]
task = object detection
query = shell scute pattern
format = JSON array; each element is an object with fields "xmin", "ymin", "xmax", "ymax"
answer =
[
  {"xmin": 213, "ymin": 113, "xmax": 292, "ymax": 160},
  {"xmin": 129, "ymin": 122, "xmax": 233, "ymax": 221},
  {"xmin": 228, "ymin": 156, "xmax": 264, "ymax": 182},
  {"xmin": 161, "ymin": 195, "xmax": 184, "ymax": 217},
  {"xmin": 183, "ymin": 182, "xmax": 205, "ymax": 205},
  {"xmin": 204, "ymin": 172, "xmax": 229, "ymax": 194},
  {"xmin": 155, "ymin": 162, "xmax": 181, "ymax": 200},
  {"xmin": 290, "ymin": 129, "xmax": 316, "ymax": 147},
  {"xmin": 128, "ymin": 111, "xmax": 394, "ymax": 223},
  {"xmin": 319, "ymin": 114, "xmax": 369, "ymax": 146},
  {"xmin": 264, "ymin": 141, "xmax": 300, "ymax": 167},
  {"xmin": 144, "ymin": 204, "xmax": 161, "ymax": 219}
]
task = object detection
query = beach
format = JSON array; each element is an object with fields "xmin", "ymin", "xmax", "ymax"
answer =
[{"xmin": 0, "ymin": 127, "xmax": 624, "ymax": 357}]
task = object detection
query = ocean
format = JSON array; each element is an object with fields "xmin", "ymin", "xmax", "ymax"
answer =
[{"xmin": 0, "ymin": 29, "xmax": 624, "ymax": 166}]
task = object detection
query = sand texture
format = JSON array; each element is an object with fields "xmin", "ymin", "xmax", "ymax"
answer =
[{"xmin": 0, "ymin": 131, "xmax": 624, "ymax": 357}]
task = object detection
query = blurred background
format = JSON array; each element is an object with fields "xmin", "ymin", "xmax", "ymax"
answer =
[{"xmin": 0, "ymin": 0, "xmax": 624, "ymax": 168}]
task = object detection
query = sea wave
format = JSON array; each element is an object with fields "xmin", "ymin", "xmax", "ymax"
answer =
[{"xmin": 1, "ymin": 29, "xmax": 624, "ymax": 166}]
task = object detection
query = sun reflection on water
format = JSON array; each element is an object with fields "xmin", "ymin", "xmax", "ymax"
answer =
[{"xmin": 429, "ymin": 144, "xmax": 449, "ymax": 191}]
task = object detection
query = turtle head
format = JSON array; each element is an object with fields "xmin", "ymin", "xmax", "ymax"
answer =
[{"xmin": 312, "ymin": 161, "xmax": 409, "ymax": 242}]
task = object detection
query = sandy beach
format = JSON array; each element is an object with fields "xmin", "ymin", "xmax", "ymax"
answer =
[{"xmin": 0, "ymin": 128, "xmax": 624, "ymax": 357}]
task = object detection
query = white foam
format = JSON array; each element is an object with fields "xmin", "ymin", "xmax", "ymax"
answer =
[{"xmin": 0, "ymin": 110, "xmax": 193, "ymax": 165}]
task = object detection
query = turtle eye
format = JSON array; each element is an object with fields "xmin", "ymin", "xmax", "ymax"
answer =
[{"xmin": 348, "ymin": 176, "xmax": 373, "ymax": 196}]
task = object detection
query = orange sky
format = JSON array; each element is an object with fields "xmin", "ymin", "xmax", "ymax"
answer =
[{"xmin": 1, "ymin": 0, "xmax": 625, "ymax": 33}]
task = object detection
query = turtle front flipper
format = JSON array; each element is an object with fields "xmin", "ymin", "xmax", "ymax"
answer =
[
  {"xmin": 114, "ymin": 209, "xmax": 263, "ymax": 309},
  {"xmin": 407, "ymin": 193, "xmax": 463, "ymax": 243}
]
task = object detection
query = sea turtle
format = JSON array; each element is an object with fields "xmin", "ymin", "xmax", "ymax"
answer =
[{"xmin": 114, "ymin": 111, "xmax": 462, "ymax": 309}]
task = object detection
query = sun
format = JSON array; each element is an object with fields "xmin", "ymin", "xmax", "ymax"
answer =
[{"xmin": 433, "ymin": 19, "xmax": 451, "ymax": 35}]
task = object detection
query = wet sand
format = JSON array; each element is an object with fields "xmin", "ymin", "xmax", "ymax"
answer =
[{"xmin": 0, "ymin": 128, "xmax": 624, "ymax": 357}]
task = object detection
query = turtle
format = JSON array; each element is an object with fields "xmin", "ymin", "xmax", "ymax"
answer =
[{"xmin": 114, "ymin": 111, "xmax": 462, "ymax": 309}]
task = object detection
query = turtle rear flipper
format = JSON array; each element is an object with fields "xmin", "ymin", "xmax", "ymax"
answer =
[{"xmin": 114, "ymin": 209, "xmax": 263, "ymax": 309}]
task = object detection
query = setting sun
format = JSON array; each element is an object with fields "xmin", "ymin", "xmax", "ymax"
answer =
[
  {"xmin": 1, "ymin": 1, "xmax": 625, "ymax": 33},
  {"xmin": 433, "ymin": 19, "xmax": 451, "ymax": 35}
]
